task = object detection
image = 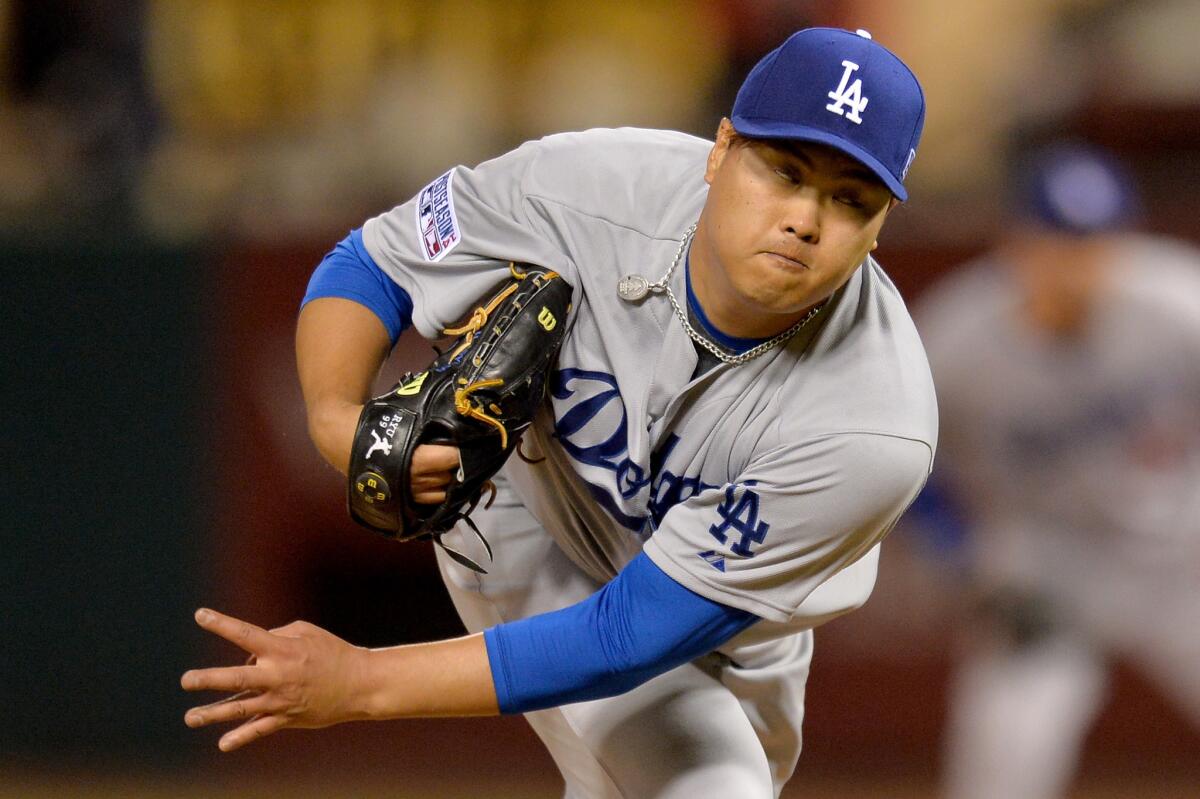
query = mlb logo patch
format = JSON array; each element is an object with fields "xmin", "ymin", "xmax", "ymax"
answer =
[{"xmin": 415, "ymin": 169, "xmax": 461, "ymax": 261}]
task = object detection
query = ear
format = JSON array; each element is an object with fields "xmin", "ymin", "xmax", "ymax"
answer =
[{"xmin": 705, "ymin": 118, "xmax": 737, "ymax": 185}]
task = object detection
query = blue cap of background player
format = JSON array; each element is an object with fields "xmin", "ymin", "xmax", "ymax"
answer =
[
  {"xmin": 731, "ymin": 27, "xmax": 925, "ymax": 200},
  {"xmin": 1018, "ymin": 143, "xmax": 1138, "ymax": 235}
]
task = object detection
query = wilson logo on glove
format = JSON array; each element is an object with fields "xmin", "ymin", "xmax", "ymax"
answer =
[{"xmin": 395, "ymin": 371, "xmax": 429, "ymax": 396}]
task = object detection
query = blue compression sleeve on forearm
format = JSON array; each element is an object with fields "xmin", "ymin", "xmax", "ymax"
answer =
[
  {"xmin": 483, "ymin": 552, "xmax": 758, "ymax": 714},
  {"xmin": 301, "ymin": 228, "xmax": 414, "ymax": 345}
]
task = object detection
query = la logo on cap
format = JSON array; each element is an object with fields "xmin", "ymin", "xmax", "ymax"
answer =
[
  {"xmin": 729, "ymin": 27, "xmax": 925, "ymax": 199},
  {"xmin": 826, "ymin": 60, "xmax": 868, "ymax": 124}
]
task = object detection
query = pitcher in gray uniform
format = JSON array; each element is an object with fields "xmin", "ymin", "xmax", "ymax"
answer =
[
  {"xmin": 182, "ymin": 28, "xmax": 936, "ymax": 798},
  {"xmin": 916, "ymin": 142, "xmax": 1200, "ymax": 799}
]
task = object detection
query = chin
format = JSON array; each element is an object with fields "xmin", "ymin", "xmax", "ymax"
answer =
[
  {"xmin": 743, "ymin": 272, "xmax": 813, "ymax": 308},
  {"xmin": 739, "ymin": 289, "xmax": 810, "ymax": 318}
]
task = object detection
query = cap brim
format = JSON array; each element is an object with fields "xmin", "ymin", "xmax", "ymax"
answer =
[{"xmin": 730, "ymin": 116, "xmax": 908, "ymax": 201}]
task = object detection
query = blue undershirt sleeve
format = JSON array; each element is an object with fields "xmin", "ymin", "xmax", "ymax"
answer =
[
  {"xmin": 301, "ymin": 228, "xmax": 414, "ymax": 345},
  {"xmin": 483, "ymin": 551, "xmax": 759, "ymax": 714},
  {"xmin": 907, "ymin": 476, "xmax": 971, "ymax": 566}
]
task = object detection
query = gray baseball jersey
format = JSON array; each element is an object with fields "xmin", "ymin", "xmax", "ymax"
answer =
[{"xmin": 364, "ymin": 127, "xmax": 936, "ymax": 635}]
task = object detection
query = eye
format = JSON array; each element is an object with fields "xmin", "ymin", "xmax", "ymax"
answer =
[
  {"xmin": 774, "ymin": 168, "xmax": 798, "ymax": 184},
  {"xmin": 834, "ymin": 194, "xmax": 863, "ymax": 208}
]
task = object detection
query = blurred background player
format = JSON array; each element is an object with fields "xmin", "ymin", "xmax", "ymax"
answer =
[{"xmin": 914, "ymin": 141, "xmax": 1200, "ymax": 799}]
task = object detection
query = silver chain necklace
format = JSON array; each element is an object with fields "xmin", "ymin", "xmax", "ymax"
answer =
[{"xmin": 616, "ymin": 223, "xmax": 824, "ymax": 365}]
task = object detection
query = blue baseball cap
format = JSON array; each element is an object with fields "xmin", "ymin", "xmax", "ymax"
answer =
[
  {"xmin": 1019, "ymin": 143, "xmax": 1138, "ymax": 234},
  {"xmin": 731, "ymin": 27, "xmax": 925, "ymax": 200}
]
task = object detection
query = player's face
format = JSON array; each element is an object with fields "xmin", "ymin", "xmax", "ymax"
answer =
[
  {"xmin": 1009, "ymin": 229, "xmax": 1111, "ymax": 336},
  {"xmin": 692, "ymin": 119, "xmax": 896, "ymax": 338}
]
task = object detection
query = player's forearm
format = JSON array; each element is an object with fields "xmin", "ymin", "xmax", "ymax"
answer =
[
  {"xmin": 296, "ymin": 297, "xmax": 393, "ymax": 473},
  {"xmin": 358, "ymin": 633, "xmax": 500, "ymax": 719},
  {"xmin": 484, "ymin": 553, "xmax": 757, "ymax": 714}
]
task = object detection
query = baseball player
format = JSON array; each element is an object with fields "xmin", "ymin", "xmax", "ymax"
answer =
[
  {"xmin": 914, "ymin": 143, "xmax": 1200, "ymax": 799},
  {"xmin": 182, "ymin": 28, "xmax": 935, "ymax": 798}
]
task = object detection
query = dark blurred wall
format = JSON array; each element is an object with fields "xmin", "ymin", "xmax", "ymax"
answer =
[{"xmin": 1, "ymin": 235, "xmax": 211, "ymax": 764}]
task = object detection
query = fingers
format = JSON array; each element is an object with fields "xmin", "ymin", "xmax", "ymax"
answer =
[
  {"xmin": 181, "ymin": 664, "xmax": 267, "ymax": 694},
  {"xmin": 411, "ymin": 445, "xmax": 457, "ymax": 504},
  {"xmin": 182, "ymin": 611, "xmax": 320, "ymax": 752},
  {"xmin": 269, "ymin": 620, "xmax": 314, "ymax": 636},
  {"xmin": 412, "ymin": 469, "xmax": 454, "ymax": 488},
  {"xmin": 218, "ymin": 714, "xmax": 288, "ymax": 752},
  {"xmin": 185, "ymin": 691, "xmax": 283, "ymax": 729},
  {"xmin": 411, "ymin": 472, "xmax": 453, "ymax": 496},
  {"xmin": 192, "ymin": 608, "xmax": 277, "ymax": 655},
  {"xmin": 412, "ymin": 443, "xmax": 460, "ymax": 473},
  {"xmin": 412, "ymin": 483, "xmax": 449, "ymax": 504}
]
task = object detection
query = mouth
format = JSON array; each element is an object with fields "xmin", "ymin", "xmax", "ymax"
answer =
[{"xmin": 763, "ymin": 251, "xmax": 809, "ymax": 270}]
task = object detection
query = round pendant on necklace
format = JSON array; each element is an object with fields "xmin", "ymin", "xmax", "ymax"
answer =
[{"xmin": 617, "ymin": 274, "xmax": 651, "ymax": 301}]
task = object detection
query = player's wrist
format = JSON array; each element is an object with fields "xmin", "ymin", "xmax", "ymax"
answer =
[
  {"xmin": 354, "ymin": 645, "xmax": 441, "ymax": 720},
  {"xmin": 348, "ymin": 647, "xmax": 394, "ymax": 721}
]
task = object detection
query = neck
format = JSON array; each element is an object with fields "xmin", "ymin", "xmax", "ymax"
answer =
[{"xmin": 684, "ymin": 265, "xmax": 769, "ymax": 352}]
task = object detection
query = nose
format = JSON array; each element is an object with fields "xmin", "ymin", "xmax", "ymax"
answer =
[{"xmin": 782, "ymin": 190, "xmax": 820, "ymax": 243}]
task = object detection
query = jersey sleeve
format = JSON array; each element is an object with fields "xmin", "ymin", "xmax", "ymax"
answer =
[
  {"xmin": 301, "ymin": 228, "xmax": 414, "ymax": 345},
  {"xmin": 360, "ymin": 138, "xmax": 577, "ymax": 339},
  {"xmin": 643, "ymin": 432, "xmax": 932, "ymax": 622}
]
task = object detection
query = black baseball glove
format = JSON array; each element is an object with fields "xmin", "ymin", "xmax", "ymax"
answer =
[{"xmin": 347, "ymin": 264, "xmax": 572, "ymax": 572}]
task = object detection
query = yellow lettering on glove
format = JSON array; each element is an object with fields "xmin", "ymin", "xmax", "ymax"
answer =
[{"xmin": 395, "ymin": 371, "xmax": 429, "ymax": 396}]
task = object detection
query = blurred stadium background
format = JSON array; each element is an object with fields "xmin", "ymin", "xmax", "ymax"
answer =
[{"xmin": 3, "ymin": 1, "xmax": 1197, "ymax": 796}]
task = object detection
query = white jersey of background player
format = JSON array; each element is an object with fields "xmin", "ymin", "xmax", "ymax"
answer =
[
  {"xmin": 915, "ymin": 143, "xmax": 1200, "ymax": 799},
  {"xmin": 182, "ymin": 29, "xmax": 935, "ymax": 799}
]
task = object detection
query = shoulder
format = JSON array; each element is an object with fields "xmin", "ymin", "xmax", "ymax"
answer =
[
  {"xmin": 454, "ymin": 127, "xmax": 707, "ymax": 196},
  {"xmin": 1110, "ymin": 235, "xmax": 1200, "ymax": 320},
  {"xmin": 512, "ymin": 127, "xmax": 712, "ymax": 235},
  {"xmin": 772, "ymin": 259, "xmax": 939, "ymax": 449},
  {"xmin": 526, "ymin": 126, "xmax": 712, "ymax": 166}
]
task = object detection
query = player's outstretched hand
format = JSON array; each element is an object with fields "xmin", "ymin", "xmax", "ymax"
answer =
[{"xmin": 181, "ymin": 608, "xmax": 369, "ymax": 751}]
